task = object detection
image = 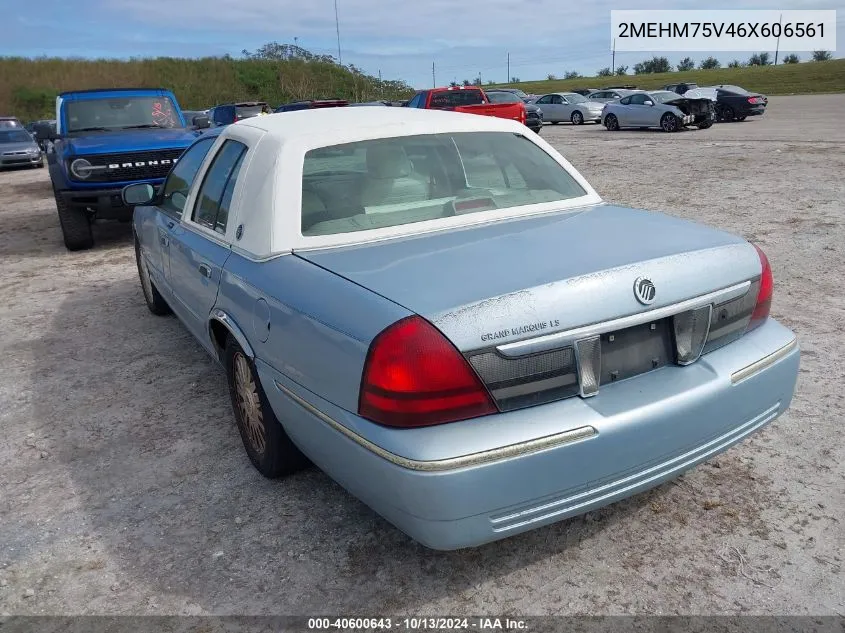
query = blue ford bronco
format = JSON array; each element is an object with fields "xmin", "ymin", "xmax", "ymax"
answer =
[{"xmin": 41, "ymin": 88, "xmax": 209, "ymax": 251}]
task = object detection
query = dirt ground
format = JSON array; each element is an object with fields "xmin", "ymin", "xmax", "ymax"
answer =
[{"xmin": 0, "ymin": 94, "xmax": 843, "ymax": 617}]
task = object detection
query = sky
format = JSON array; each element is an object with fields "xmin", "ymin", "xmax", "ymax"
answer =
[{"xmin": 2, "ymin": 0, "xmax": 843, "ymax": 88}]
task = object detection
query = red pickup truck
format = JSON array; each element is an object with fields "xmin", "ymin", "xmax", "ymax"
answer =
[{"xmin": 405, "ymin": 86, "xmax": 526, "ymax": 125}]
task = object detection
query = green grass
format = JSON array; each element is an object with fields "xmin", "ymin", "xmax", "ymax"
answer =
[
  {"xmin": 0, "ymin": 56, "xmax": 414, "ymax": 121},
  {"xmin": 493, "ymin": 59, "xmax": 845, "ymax": 96}
]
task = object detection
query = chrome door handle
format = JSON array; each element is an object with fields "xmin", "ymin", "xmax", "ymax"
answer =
[{"xmin": 198, "ymin": 263, "xmax": 212, "ymax": 278}]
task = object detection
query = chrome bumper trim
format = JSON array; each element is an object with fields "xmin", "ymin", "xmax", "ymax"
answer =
[
  {"xmin": 731, "ymin": 337, "xmax": 798, "ymax": 385},
  {"xmin": 274, "ymin": 380, "xmax": 597, "ymax": 472},
  {"xmin": 497, "ymin": 280, "xmax": 752, "ymax": 358}
]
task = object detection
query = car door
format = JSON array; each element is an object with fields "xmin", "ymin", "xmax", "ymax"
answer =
[
  {"xmin": 146, "ymin": 136, "xmax": 217, "ymax": 294},
  {"xmin": 557, "ymin": 96, "xmax": 575, "ymax": 120},
  {"xmin": 624, "ymin": 93, "xmax": 652, "ymax": 126},
  {"xmin": 536, "ymin": 95, "xmax": 562, "ymax": 122},
  {"xmin": 167, "ymin": 139, "xmax": 248, "ymax": 346}
]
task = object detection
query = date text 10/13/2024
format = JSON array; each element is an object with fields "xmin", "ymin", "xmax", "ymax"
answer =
[{"xmin": 307, "ymin": 617, "xmax": 529, "ymax": 630}]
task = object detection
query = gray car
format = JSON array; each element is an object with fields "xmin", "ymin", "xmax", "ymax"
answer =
[
  {"xmin": 532, "ymin": 92, "xmax": 604, "ymax": 125},
  {"xmin": 601, "ymin": 91, "xmax": 715, "ymax": 132},
  {"xmin": 0, "ymin": 128, "xmax": 43, "ymax": 170}
]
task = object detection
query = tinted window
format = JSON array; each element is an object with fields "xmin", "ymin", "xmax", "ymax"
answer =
[
  {"xmin": 301, "ymin": 132, "xmax": 587, "ymax": 236},
  {"xmin": 619, "ymin": 96, "xmax": 632, "ymax": 105},
  {"xmin": 236, "ymin": 104, "xmax": 268, "ymax": 118},
  {"xmin": 629, "ymin": 94, "xmax": 648, "ymax": 105},
  {"xmin": 66, "ymin": 96, "xmax": 180, "ymax": 131},
  {"xmin": 564, "ymin": 94, "xmax": 587, "ymax": 103},
  {"xmin": 429, "ymin": 90, "xmax": 484, "ymax": 108},
  {"xmin": 650, "ymin": 92, "xmax": 679, "ymax": 103},
  {"xmin": 406, "ymin": 93, "xmax": 424, "ymax": 108},
  {"xmin": 160, "ymin": 137, "xmax": 216, "ymax": 216},
  {"xmin": 536, "ymin": 95, "xmax": 552, "ymax": 104},
  {"xmin": 0, "ymin": 130, "xmax": 33, "ymax": 144},
  {"xmin": 192, "ymin": 140, "xmax": 248, "ymax": 234},
  {"xmin": 486, "ymin": 92, "xmax": 521, "ymax": 104},
  {"xmin": 719, "ymin": 85, "xmax": 750, "ymax": 95}
]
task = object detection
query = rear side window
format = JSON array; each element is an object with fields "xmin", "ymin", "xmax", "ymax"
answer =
[
  {"xmin": 429, "ymin": 90, "xmax": 484, "ymax": 108},
  {"xmin": 192, "ymin": 140, "xmax": 248, "ymax": 234},
  {"xmin": 236, "ymin": 104, "xmax": 267, "ymax": 119},
  {"xmin": 160, "ymin": 137, "xmax": 216, "ymax": 216},
  {"xmin": 406, "ymin": 93, "xmax": 425, "ymax": 108}
]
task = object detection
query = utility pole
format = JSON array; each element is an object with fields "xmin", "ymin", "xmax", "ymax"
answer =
[
  {"xmin": 432, "ymin": 62, "xmax": 436, "ymax": 87},
  {"xmin": 334, "ymin": 0, "xmax": 342, "ymax": 65},
  {"xmin": 774, "ymin": 13, "xmax": 783, "ymax": 64},
  {"xmin": 507, "ymin": 52, "xmax": 510, "ymax": 82},
  {"xmin": 612, "ymin": 38, "xmax": 616, "ymax": 73}
]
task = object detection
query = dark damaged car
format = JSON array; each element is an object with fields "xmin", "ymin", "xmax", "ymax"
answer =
[{"xmin": 602, "ymin": 90, "xmax": 715, "ymax": 132}]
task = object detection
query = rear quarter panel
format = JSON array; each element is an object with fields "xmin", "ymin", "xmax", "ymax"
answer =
[{"xmin": 215, "ymin": 253, "xmax": 411, "ymax": 413}]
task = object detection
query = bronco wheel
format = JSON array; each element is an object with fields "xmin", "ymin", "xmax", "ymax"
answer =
[
  {"xmin": 604, "ymin": 114, "xmax": 619, "ymax": 131},
  {"xmin": 571, "ymin": 111, "xmax": 584, "ymax": 125},
  {"xmin": 54, "ymin": 189, "xmax": 93, "ymax": 251},
  {"xmin": 225, "ymin": 337, "xmax": 310, "ymax": 478},
  {"xmin": 660, "ymin": 113, "xmax": 680, "ymax": 132},
  {"xmin": 134, "ymin": 235, "xmax": 172, "ymax": 316}
]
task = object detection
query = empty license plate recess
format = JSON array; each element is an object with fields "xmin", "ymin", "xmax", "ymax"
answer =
[{"xmin": 599, "ymin": 318, "xmax": 673, "ymax": 385}]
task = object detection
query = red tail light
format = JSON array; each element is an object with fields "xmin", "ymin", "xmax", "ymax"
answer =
[
  {"xmin": 748, "ymin": 244, "xmax": 773, "ymax": 331},
  {"xmin": 359, "ymin": 316, "xmax": 497, "ymax": 428},
  {"xmin": 748, "ymin": 97, "xmax": 761, "ymax": 104}
]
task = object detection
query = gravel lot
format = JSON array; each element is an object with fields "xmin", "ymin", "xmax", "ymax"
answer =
[{"xmin": 1, "ymin": 94, "xmax": 843, "ymax": 616}]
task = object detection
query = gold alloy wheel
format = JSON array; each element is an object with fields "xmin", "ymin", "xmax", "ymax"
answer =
[{"xmin": 234, "ymin": 352, "xmax": 266, "ymax": 456}]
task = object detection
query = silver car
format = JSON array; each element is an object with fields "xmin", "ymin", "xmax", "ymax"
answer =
[
  {"xmin": 587, "ymin": 89, "xmax": 636, "ymax": 104},
  {"xmin": 532, "ymin": 92, "xmax": 605, "ymax": 125},
  {"xmin": 0, "ymin": 128, "xmax": 43, "ymax": 170},
  {"xmin": 601, "ymin": 91, "xmax": 715, "ymax": 132}
]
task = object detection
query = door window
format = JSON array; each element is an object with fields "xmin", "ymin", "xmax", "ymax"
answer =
[
  {"xmin": 629, "ymin": 94, "xmax": 649, "ymax": 105},
  {"xmin": 191, "ymin": 140, "xmax": 248, "ymax": 235},
  {"xmin": 159, "ymin": 137, "xmax": 216, "ymax": 217}
]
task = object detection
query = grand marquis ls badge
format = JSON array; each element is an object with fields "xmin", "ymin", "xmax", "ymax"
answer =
[{"xmin": 633, "ymin": 277, "xmax": 656, "ymax": 305}]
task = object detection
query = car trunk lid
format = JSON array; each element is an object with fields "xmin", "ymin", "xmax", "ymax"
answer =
[{"xmin": 297, "ymin": 204, "xmax": 762, "ymax": 410}]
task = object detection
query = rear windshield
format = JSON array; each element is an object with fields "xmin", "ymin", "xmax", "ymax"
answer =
[
  {"xmin": 486, "ymin": 92, "xmax": 521, "ymax": 103},
  {"xmin": 0, "ymin": 130, "xmax": 32, "ymax": 143},
  {"xmin": 718, "ymin": 85, "xmax": 750, "ymax": 95},
  {"xmin": 429, "ymin": 90, "xmax": 484, "ymax": 108},
  {"xmin": 650, "ymin": 91, "xmax": 681, "ymax": 103},
  {"xmin": 564, "ymin": 94, "xmax": 587, "ymax": 103},
  {"xmin": 236, "ymin": 104, "xmax": 270, "ymax": 118},
  {"xmin": 301, "ymin": 132, "xmax": 587, "ymax": 236},
  {"xmin": 0, "ymin": 119, "xmax": 21, "ymax": 129}
]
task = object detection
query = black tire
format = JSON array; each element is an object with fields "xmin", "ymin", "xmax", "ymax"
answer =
[
  {"xmin": 37, "ymin": 160, "xmax": 45, "ymax": 168},
  {"xmin": 660, "ymin": 113, "xmax": 680, "ymax": 133},
  {"xmin": 604, "ymin": 114, "xmax": 619, "ymax": 131},
  {"xmin": 736, "ymin": 115, "xmax": 747, "ymax": 122},
  {"xmin": 529, "ymin": 127, "xmax": 542, "ymax": 135},
  {"xmin": 571, "ymin": 111, "xmax": 584, "ymax": 125},
  {"xmin": 719, "ymin": 105, "xmax": 736, "ymax": 122},
  {"xmin": 698, "ymin": 120, "xmax": 713, "ymax": 129},
  {"xmin": 134, "ymin": 235, "xmax": 172, "ymax": 316},
  {"xmin": 550, "ymin": 121, "xmax": 559, "ymax": 125},
  {"xmin": 54, "ymin": 189, "xmax": 93, "ymax": 251},
  {"xmin": 224, "ymin": 336, "xmax": 310, "ymax": 478}
]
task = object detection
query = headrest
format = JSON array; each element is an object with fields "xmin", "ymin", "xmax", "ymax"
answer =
[{"xmin": 366, "ymin": 144, "xmax": 412, "ymax": 179}]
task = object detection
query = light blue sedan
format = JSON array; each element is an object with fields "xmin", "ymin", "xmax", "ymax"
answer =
[{"xmin": 124, "ymin": 107, "xmax": 799, "ymax": 550}]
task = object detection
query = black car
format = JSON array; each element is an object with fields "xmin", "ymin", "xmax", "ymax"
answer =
[
  {"xmin": 207, "ymin": 101, "xmax": 272, "ymax": 127},
  {"xmin": 663, "ymin": 82, "xmax": 699, "ymax": 95},
  {"xmin": 274, "ymin": 99, "xmax": 349, "ymax": 113},
  {"xmin": 485, "ymin": 90, "xmax": 543, "ymax": 133},
  {"xmin": 712, "ymin": 85, "xmax": 767, "ymax": 122}
]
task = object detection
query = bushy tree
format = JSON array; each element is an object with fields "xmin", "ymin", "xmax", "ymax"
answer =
[
  {"xmin": 812, "ymin": 50, "xmax": 833, "ymax": 61},
  {"xmin": 633, "ymin": 56, "xmax": 672, "ymax": 74},
  {"xmin": 728, "ymin": 59, "xmax": 742, "ymax": 68},
  {"xmin": 676, "ymin": 57, "xmax": 695, "ymax": 71},
  {"xmin": 462, "ymin": 79, "xmax": 471, "ymax": 86},
  {"xmin": 510, "ymin": 76, "xmax": 520, "ymax": 83},
  {"xmin": 547, "ymin": 73, "xmax": 557, "ymax": 80},
  {"xmin": 564, "ymin": 70, "xmax": 581, "ymax": 79},
  {"xmin": 615, "ymin": 65, "xmax": 629, "ymax": 75},
  {"xmin": 782, "ymin": 54, "xmax": 800, "ymax": 64},
  {"xmin": 699, "ymin": 56, "xmax": 720, "ymax": 69},
  {"xmin": 748, "ymin": 52, "xmax": 772, "ymax": 66},
  {"xmin": 596, "ymin": 67, "xmax": 612, "ymax": 77}
]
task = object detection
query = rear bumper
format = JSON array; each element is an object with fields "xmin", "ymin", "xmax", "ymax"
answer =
[
  {"xmin": 57, "ymin": 187, "xmax": 133, "ymax": 220},
  {"xmin": 259, "ymin": 318, "xmax": 799, "ymax": 550}
]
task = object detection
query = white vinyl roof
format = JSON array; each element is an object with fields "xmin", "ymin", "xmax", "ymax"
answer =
[{"xmin": 218, "ymin": 108, "xmax": 602, "ymax": 259}]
